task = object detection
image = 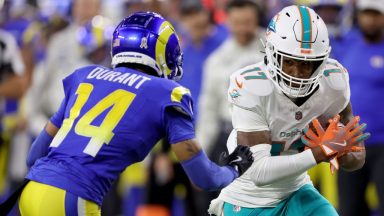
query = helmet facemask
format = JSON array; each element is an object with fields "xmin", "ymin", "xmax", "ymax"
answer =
[
  {"xmin": 265, "ymin": 40, "xmax": 330, "ymax": 97},
  {"xmin": 171, "ymin": 54, "xmax": 184, "ymax": 81}
]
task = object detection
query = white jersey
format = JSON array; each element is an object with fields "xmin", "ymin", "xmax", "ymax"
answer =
[{"xmin": 216, "ymin": 58, "xmax": 350, "ymax": 208}]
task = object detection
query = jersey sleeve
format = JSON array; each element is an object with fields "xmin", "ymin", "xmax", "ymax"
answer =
[
  {"xmin": 322, "ymin": 58, "xmax": 349, "ymax": 91},
  {"xmin": 49, "ymin": 99, "xmax": 66, "ymax": 128},
  {"xmin": 322, "ymin": 59, "xmax": 351, "ymax": 115},
  {"xmin": 163, "ymin": 85, "xmax": 196, "ymax": 144},
  {"xmin": 227, "ymin": 65, "xmax": 271, "ymax": 132},
  {"xmin": 164, "ymin": 106, "xmax": 195, "ymax": 144},
  {"xmin": 232, "ymin": 105, "xmax": 269, "ymax": 132},
  {"xmin": 227, "ymin": 64, "xmax": 274, "ymax": 109}
]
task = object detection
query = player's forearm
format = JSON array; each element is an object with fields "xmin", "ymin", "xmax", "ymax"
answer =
[
  {"xmin": 26, "ymin": 121, "xmax": 59, "ymax": 168},
  {"xmin": 339, "ymin": 148, "xmax": 366, "ymax": 171},
  {"xmin": 180, "ymin": 150, "xmax": 238, "ymax": 191},
  {"xmin": 249, "ymin": 145, "xmax": 317, "ymax": 187},
  {"xmin": 26, "ymin": 127, "xmax": 53, "ymax": 168}
]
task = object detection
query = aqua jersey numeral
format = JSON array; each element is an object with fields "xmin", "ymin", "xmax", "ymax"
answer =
[{"xmin": 50, "ymin": 83, "xmax": 136, "ymax": 157}]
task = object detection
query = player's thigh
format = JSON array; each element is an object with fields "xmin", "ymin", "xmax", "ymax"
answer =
[
  {"xmin": 19, "ymin": 181, "xmax": 101, "ymax": 216},
  {"xmin": 222, "ymin": 185, "xmax": 338, "ymax": 216},
  {"xmin": 286, "ymin": 184, "xmax": 338, "ymax": 216}
]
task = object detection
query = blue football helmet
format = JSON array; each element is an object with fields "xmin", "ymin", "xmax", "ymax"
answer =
[{"xmin": 111, "ymin": 12, "xmax": 183, "ymax": 81}]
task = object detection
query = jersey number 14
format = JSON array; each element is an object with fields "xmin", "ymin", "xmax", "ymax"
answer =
[{"xmin": 50, "ymin": 83, "xmax": 136, "ymax": 157}]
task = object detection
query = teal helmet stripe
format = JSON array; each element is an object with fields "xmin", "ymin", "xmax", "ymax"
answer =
[{"xmin": 298, "ymin": 6, "xmax": 312, "ymax": 49}]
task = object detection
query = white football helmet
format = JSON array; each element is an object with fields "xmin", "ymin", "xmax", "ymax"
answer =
[{"xmin": 265, "ymin": 5, "xmax": 331, "ymax": 97}]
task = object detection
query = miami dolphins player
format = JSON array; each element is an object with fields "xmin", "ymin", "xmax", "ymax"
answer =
[
  {"xmin": 208, "ymin": 5, "xmax": 370, "ymax": 216},
  {"xmin": 12, "ymin": 12, "xmax": 254, "ymax": 215}
]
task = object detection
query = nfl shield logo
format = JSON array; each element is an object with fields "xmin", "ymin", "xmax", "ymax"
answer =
[
  {"xmin": 233, "ymin": 205, "xmax": 241, "ymax": 212},
  {"xmin": 295, "ymin": 111, "xmax": 303, "ymax": 120}
]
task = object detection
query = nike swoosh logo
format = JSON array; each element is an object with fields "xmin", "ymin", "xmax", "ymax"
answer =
[
  {"xmin": 235, "ymin": 76, "xmax": 243, "ymax": 88},
  {"xmin": 231, "ymin": 156, "xmax": 243, "ymax": 163},
  {"xmin": 330, "ymin": 140, "xmax": 347, "ymax": 147}
]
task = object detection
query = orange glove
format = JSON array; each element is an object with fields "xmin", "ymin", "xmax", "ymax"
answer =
[{"xmin": 301, "ymin": 115, "xmax": 370, "ymax": 173}]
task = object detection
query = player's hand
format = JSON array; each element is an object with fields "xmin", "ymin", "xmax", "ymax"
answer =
[
  {"xmin": 301, "ymin": 115, "xmax": 370, "ymax": 173},
  {"xmin": 219, "ymin": 145, "xmax": 254, "ymax": 176}
]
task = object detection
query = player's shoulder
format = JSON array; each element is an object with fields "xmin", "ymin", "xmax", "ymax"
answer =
[
  {"xmin": 320, "ymin": 58, "xmax": 349, "ymax": 91},
  {"xmin": 148, "ymin": 75, "xmax": 189, "ymax": 96},
  {"xmin": 158, "ymin": 79, "xmax": 193, "ymax": 104},
  {"xmin": 229, "ymin": 62, "xmax": 274, "ymax": 96},
  {"xmin": 228, "ymin": 62, "xmax": 274, "ymax": 108},
  {"xmin": 61, "ymin": 65, "xmax": 109, "ymax": 88},
  {"xmin": 144, "ymin": 77, "xmax": 194, "ymax": 118}
]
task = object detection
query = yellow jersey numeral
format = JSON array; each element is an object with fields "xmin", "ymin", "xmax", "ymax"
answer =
[{"xmin": 50, "ymin": 83, "xmax": 136, "ymax": 157}]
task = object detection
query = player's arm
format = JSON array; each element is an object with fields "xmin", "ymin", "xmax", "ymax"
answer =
[
  {"xmin": 26, "ymin": 98, "xmax": 65, "ymax": 168},
  {"xmin": 166, "ymin": 107, "xmax": 253, "ymax": 191},
  {"xmin": 26, "ymin": 122, "xmax": 58, "ymax": 168},
  {"xmin": 237, "ymin": 131, "xmax": 330, "ymax": 186},
  {"xmin": 338, "ymin": 102, "xmax": 366, "ymax": 171},
  {"xmin": 232, "ymin": 105, "xmax": 331, "ymax": 187}
]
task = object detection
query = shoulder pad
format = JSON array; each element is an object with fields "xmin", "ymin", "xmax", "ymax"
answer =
[
  {"xmin": 165, "ymin": 85, "xmax": 194, "ymax": 120},
  {"xmin": 321, "ymin": 58, "xmax": 349, "ymax": 91},
  {"xmin": 228, "ymin": 64, "xmax": 274, "ymax": 108}
]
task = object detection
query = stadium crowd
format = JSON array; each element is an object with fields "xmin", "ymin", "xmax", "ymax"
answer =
[{"xmin": 0, "ymin": 0, "xmax": 383, "ymax": 215}]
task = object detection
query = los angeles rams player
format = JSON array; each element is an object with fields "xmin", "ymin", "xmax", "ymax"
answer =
[
  {"xmin": 14, "ymin": 12, "xmax": 254, "ymax": 215},
  {"xmin": 208, "ymin": 5, "xmax": 370, "ymax": 216}
]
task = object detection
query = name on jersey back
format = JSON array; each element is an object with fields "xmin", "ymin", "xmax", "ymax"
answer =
[{"xmin": 86, "ymin": 67, "xmax": 151, "ymax": 89}]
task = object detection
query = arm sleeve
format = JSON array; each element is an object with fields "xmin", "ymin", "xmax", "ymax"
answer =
[
  {"xmin": 248, "ymin": 144, "xmax": 317, "ymax": 187},
  {"xmin": 164, "ymin": 99, "xmax": 238, "ymax": 191},
  {"xmin": 230, "ymin": 105, "xmax": 317, "ymax": 186},
  {"xmin": 180, "ymin": 150, "xmax": 238, "ymax": 191},
  {"xmin": 26, "ymin": 128, "xmax": 53, "ymax": 168}
]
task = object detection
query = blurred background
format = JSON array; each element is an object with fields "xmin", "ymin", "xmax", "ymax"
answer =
[{"xmin": 0, "ymin": 0, "xmax": 383, "ymax": 215}]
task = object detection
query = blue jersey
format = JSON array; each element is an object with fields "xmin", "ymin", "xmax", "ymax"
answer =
[{"xmin": 26, "ymin": 65, "xmax": 195, "ymax": 205}]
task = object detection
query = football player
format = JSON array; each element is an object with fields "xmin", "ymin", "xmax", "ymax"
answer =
[
  {"xmin": 12, "ymin": 12, "xmax": 254, "ymax": 215},
  {"xmin": 208, "ymin": 5, "xmax": 370, "ymax": 216}
]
